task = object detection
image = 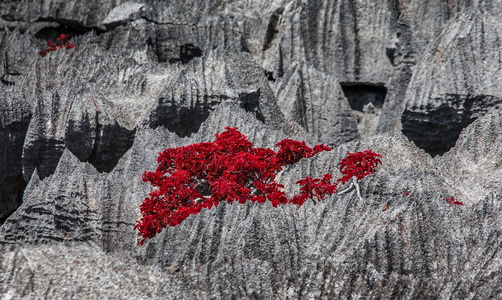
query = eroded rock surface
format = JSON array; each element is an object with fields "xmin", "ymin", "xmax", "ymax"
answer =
[
  {"xmin": 401, "ymin": 6, "xmax": 502, "ymax": 155},
  {"xmin": 1, "ymin": 1, "xmax": 502, "ymax": 299}
]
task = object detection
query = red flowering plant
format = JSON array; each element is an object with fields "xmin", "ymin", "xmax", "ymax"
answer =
[
  {"xmin": 38, "ymin": 34, "xmax": 76, "ymax": 57},
  {"xmin": 135, "ymin": 127, "xmax": 382, "ymax": 245}
]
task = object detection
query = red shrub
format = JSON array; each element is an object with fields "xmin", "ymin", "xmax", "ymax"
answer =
[
  {"xmin": 338, "ymin": 150, "xmax": 382, "ymax": 184},
  {"xmin": 38, "ymin": 34, "xmax": 75, "ymax": 57},
  {"xmin": 135, "ymin": 127, "xmax": 382, "ymax": 245},
  {"xmin": 445, "ymin": 196, "xmax": 463, "ymax": 206}
]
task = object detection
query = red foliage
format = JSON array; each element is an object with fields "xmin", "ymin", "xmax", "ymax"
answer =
[
  {"xmin": 337, "ymin": 150, "xmax": 382, "ymax": 184},
  {"xmin": 38, "ymin": 34, "xmax": 75, "ymax": 57},
  {"xmin": 135, "ymin": 127, "xmax": 382, "ymax": 245},
  {"xmin": 290, "ymin": 174, "xmax": 338, "ymax": 207},
  {"xmin": 445, "ymin": 196, "xmax": 463, "ymax": 206}
]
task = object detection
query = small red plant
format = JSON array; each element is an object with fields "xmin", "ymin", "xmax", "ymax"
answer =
[
  {"xmin": 135, "ymin": 127, "xmax": 382, "ymax": 245},
  {"xmin": 38, "ymin": 34, "xmax": 75, "ymax": 57},
  {"xmin": 445, "ymin": 196, "xmax": 463, "ymax": 206},
  {"xmin": 337, "ymin": 150, "xmax": 382, "ymax": 184}
]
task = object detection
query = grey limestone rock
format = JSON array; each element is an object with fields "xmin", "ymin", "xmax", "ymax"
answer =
[
  {"xmin": 103, "ymin": 2, "xmax": 145, "ymax": 29},
  {"xmin": 1, "ymin": 0, "xmax": 502, "ymax": 299},
  {"xmin": 0, "ymin": 243, "xmax": 182, "ymax": 299},
  {"xmin": 2, "ymin": 103, "xmax": 502, "ymax": 298},
  {"xmin": 144, "ymin": 51, "xmax": 293, "ymax": 137},
  {"xmin": 401, "ymin": 5, "xmax": 502, "ymax": 156},
  {"xmin": 274, "ymin": 63, "xmax": 359, "ymax": 145},
  {"xmin": 0, "ymin": 91, "xmax": 30, "ymax": 222}
]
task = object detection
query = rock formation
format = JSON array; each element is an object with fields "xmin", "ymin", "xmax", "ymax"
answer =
[{"xmin": 1, "ymin": 0, "xmax": 502, "ymax": 299}]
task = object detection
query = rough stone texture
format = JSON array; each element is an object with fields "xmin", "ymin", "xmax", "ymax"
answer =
[
  {"xmin": 274, "ymin": 64, "xmax": 359, "ymax": 146},
  {"xmin": 401, "ymin": 5, "xmax": 502, "ymax": 155},
  {"xmin": 144, "ymin": 51, "xmax": 292, "ymax": 137},
  {"xmin": 1, "ymin": 0, "xmax": 502, "ymax": 299},
  {"xmin": 0, "ymin": 243, "xmax": 182, "ymax": 299}
]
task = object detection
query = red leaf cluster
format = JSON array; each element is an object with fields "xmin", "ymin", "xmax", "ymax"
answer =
[
  {"xmin": 290, "ymin": 174, "xmax": 338, "ymax": 206},
  {"xmin": 338, "ymin": 150, "xmax": 382, "ymax": 184},
  {"xmin": 445, "ymin": 196, "xmax": 463, "ymax": 206},
  {"xmin": 135, "ymin": 127, "xmax": 382, "ymax": 245},
  {"xmin": 38, "ymin": 34, "xmax": 75, "ymax": 57}
]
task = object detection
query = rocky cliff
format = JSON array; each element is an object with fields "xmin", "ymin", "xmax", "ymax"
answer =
[{"xmin": 1, "ymin": 0, "xmax": 501, "ymax": 299}]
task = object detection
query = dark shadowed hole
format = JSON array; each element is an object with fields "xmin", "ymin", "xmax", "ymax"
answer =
[
  {"xmin": 401, "ymin": 95, "xmax": 501, "ymax": 156},
  {"xmin": 166, "ymin": 43, "xmax": 203, "ymax": 64},
  {"xmin": 264, "ymin": 69, "xmax": 275, "ymax": 81},
  {"xmin": 0, "ymin": 174, "xmax": 26, "ymax": 225},
  {"xmin": 180, "ymin": 44, "xmax": 203, "ymax": 64},
  {"xmin": 35, "ymin": 27, "xmax": 76, "ymax": 41},
  {"xmin": 87, "ymin": 125, "xmax": 136, "ymax": 173},
  {"xmin": 238, "ymin": 90, "xmax": 265, "ymax": 123},
  {"xmin": 340, "ymin": 82, "xmax": 387, "ymax": 138},
  {"xmin": 262, "ymin": 7, "xmax": 284, "ymax": 52},
  {"xmin": 35, "ymin": 23, "xmax": 100, "ymax": 42}
]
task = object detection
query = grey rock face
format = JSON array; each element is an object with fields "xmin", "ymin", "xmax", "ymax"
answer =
[
  {"xmin": 0, "ymin": 91, "xmax": 31, "ymax": 222},
  {"xmin": 2, "ymin": 103, "xmax": 502, "ymax": 299},
  {"xmin": 401, "ymin": 6, "xmax": 502, "ymax": 156},
  {"xmin": 0, "ymin": 243, "xmax": 182, "ymax": 299},
  {"xmin": 145, "ymin": 51, "xmax": 291, "ymax": 137},
  {"xmin": 274, "ymin": 64, "xmax": 359, "ymax": 145},
  {"xmin": 1, "ymin": 0, "xmax": 502, "ymax": 299},
  {"xmin": 103, "ymin": 2, "xmax": 145, "ymax": 29},
  {"xmin": 17, "ymin": 46, "xmax": 151, "ymax": 181}
]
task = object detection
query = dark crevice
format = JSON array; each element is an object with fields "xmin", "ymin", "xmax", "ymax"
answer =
[
  {"xmin": 1, "ymin": 72, "xmax": 21, "ymax": 85},
  {"xmin": 34, "ymin": 26, "xmax": 83, "ymax": 41},
  {"xmin": 386, "ymin": 47, "xmax": 396, "ymax": 65},
  {"xmin": 0, "ymin": 13, "xmax": 17, "ymax": 23},
  {"xmin": 264, "ymin": 69, "xmax": 276, "ymax": 81},
  {"xmin": 33, "ymin": 19, "xmax": 105, "ymax": 53},
  {"xmin": 262, "ymin": 7, "xmax": 283, "ymax": 52},
  {"xmin": 34, "ymin": 17, "xmax": 105, "ymax": 39},
  {"xmin": 88, "ymin": 110, "xmax": 103, "ymax": 168},
  {"xmin": 0, "ymin": 174, "xmax": 26, "ymax": 225},
  {"xmin": 295, "ymin": 71, "xmax": 309, "ymax": 131},
  {"xmin": 340, "ymin": 82, "xmax": 387, "ymax": 138},
  {"xmin": 33, "ymin": 23, "xmax": 103, "ymax": 59},
  {"xmin": 140, "ymin": 16, "xmax": 197, "ymax": 27},
  {"xmin": 401, "ymin": 95, "xmax": 502, "ymax": 156},
  {"xmin": 167, "ymin": 43, "xmax": 203, "ymax": 64}
]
